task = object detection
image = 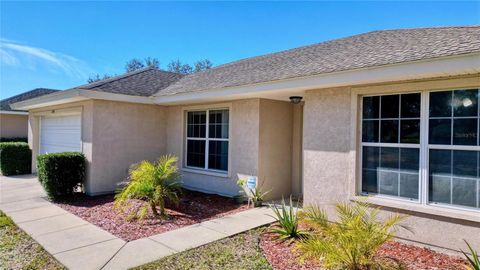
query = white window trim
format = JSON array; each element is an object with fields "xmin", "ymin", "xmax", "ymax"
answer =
[
  {"xmin": 358, "ymin": 88, "xmax": 480, "ymax": 213},
  {"xmin": 183, "ymin": 105, "xmax": 232, "ymax": 177}
]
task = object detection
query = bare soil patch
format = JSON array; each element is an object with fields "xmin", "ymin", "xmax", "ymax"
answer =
[{"xmin": 55, "ymin": 190, "xmax": 249, "ymax": 241}]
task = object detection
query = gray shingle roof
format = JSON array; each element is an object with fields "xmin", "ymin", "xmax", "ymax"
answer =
[
  {"xmin": 76, "ymin": 67, "xmax": 184, "ymax": 97},
  {"xmin": 157, "ymin": 26, "xmax": 480, "ymax": 96},
  {"xmin": 1, "ymin": 88, "xmax": 60, "ymax": 111}
]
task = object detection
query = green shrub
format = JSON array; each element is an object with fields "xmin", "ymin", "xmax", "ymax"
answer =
[
  {"xmin": 0, "ymin": 142, "xmax": 31, "ymax": 175},
  {"xmin": 37, "ymin": 152, "xmax": 86, "ymax": 200},
  {"xmin": 297, "ymin": 202, "xmax": 409, "ymax": 270},
  {"xmin": 0, "ymin": 137, "xmax": 28, "ymax": 143}
]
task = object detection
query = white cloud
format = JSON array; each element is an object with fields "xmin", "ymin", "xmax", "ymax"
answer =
[{"xmin": 0, "ymin": 38, "xmax": 90, "ymax": 79}]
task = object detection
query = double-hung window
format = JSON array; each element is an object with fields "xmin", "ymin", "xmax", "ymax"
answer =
[
  {"xmin": 361, "ymin": 89, "xmax": 480, "ymax": 211},
  {"xmin": 185, "ymin": 109, "xmax": 229, "ymax": 172}
]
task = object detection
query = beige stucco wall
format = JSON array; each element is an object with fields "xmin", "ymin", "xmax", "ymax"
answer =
[
  {"xmin": 165, "ymin": 98, "xmax": 294, "ymax": 199},
  {"xmin": 29, "ymin": 100, "xmax": 166, "ymax": 195},
  {"xmin": 166, "ymin": 99, "xmax": 260, "ymax": 197},
  {"xmin": 258, "ymin": 99, "xmax": 293, "ymax": 199},
  {"xmin": 29, "ymin": 101, "xmax": 94, "ymax": 173},
  {"xmin": 88, "ymin": 100, "xmax": 167, "ymax": 194},
  {"xmin": 302, "ymin": 74, "xmax": 480, "ymax": 252},
  {"xmin": 0, "ymin": 113, "xmax": 28, "ymax": 138}
]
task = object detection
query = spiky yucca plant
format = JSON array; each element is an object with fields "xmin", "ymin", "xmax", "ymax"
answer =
[
  {"xmin": 114, "ymin": 155, "xmax": 182, "ymax": 220},
  {"xmin": 297, "ymin": 202, "xmax": 408, "ymax": 270},
  {"xmin": 462, "ymin": 240, "xmax": 480, "ymax": 270},
  {"xmin": 269, "ymin": 197, "xmax": 307, "ymax": 241}
]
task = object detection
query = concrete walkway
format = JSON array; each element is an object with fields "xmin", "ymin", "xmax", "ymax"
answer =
[{"xmin": 0, "ymin": 175, "xmax": 275, "ymax": 270}]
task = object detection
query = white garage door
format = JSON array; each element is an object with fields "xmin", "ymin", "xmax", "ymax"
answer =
[{"xmin": 40, "ymin": 115, "xmax": 81, "ymax": 155}]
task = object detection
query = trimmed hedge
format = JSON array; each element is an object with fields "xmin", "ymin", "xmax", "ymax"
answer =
[
  {"xmin": 37, "ymin": 152, "xmax": 86, "ymax": 200},
  {"xmin": 0, "ymin": 142, "xmax": 32, "ymax": 176},
  {"xmin": 0, "ymin": 137, "xmax": 28, "ymax": 143}
]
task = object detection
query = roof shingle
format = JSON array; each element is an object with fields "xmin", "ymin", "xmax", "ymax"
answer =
[
  {"xmin": 156, "ymin": 26, "xmax": 480, "ymax": 96},
  {"xmin": 1, "ymin": 88, "xmax": 60, "ymax": 111},
  {"xmin": 76, "ymin": 68, "xmax": 184, "ymax": 97}
]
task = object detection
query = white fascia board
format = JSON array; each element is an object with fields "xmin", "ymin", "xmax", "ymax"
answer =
[
  {"xmin": 0, "ymin": 110, "xmax": 28, "ymax": 115},
  {"xmin": 154, "ymin": 53, "xmax": 480, "ymax": 105},
  {"xmin": 11, "ymin": 89, "xmax": 154, "ymax": 110}
]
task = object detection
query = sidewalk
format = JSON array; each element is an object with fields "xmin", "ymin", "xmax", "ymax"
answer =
[{"xmin": 0, "ymin": 175, "xmax": 275, "ymax": 270}]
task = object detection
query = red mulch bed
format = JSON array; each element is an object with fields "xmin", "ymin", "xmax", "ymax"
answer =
[
  {"xmin": 259, "ymin": 225, "xmax": 468, "ymax": 270},
  {"xmin": 55, "ymin": 190, "xmax": 249, "ymax": 241}
]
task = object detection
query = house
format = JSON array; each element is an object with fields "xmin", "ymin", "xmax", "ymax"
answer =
[
  {"xmin": 12, "ymin": 26, "xmax": 480, "ymax": 252},
  {"xmin": 0, "ymin": 88, "xmax": 59, "ymax": 139}
]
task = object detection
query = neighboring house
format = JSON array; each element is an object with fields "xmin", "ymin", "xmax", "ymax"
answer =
[
  {"xmin": 0, "ymin": 88, "xmax": 59, "ymax": 139},
  {"xmin": 12, "ymin": 26, "xmax": 480, "ymax": 252}
]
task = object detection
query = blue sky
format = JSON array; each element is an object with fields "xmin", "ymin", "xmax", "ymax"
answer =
[{"xmin": 1, "ymin": 1, "xmax": 479, "ymax": 99}]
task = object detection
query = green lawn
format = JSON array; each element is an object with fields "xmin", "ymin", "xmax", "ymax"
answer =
[
  {"xmin": 0, "ymin": 211, "xmax": 65, "ymax": 270},
  {"xmin": 133, "ymin": 228, "xmax": 272, "ymax": 270}
]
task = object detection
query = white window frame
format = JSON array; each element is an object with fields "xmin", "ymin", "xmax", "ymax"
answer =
[
  {"xmin": 359, "ymin": 88, "xmax": 480, "ymax": 212},
  {"xmin": 360, "ymin": 92, "xmax": 422, "ymax": 203},
  {"xmin": 184, "ymin": 108, "xmax": 230, "ymax": 175}
]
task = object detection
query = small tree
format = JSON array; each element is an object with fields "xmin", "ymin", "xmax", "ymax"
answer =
[
  {"xmin": 125, "ymin": 58, "xmax": 145, "ymax": 72},
  {"xmin": 144, "ymin": 57, "xmax": 160, "ymax": 69},
  {"xmin": 114, "ymin": 155, "xmax": 182, "ymax": 220},
  {"xmin": 167, "ymin": 59, "xmax": 194, "ymax": 74},
  {"xmin": 194, "ymin": 59, "xmax": 213, "ymax": 72},
  {"xmin": 87, "ymin": 73, "xmax": 112, "ymax": 83}
]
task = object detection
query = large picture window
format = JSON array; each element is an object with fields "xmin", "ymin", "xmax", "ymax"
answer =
[
  {"xmin": 185, "ymin": 109, "xmax": 229, "ymax": 172},
  {"xmin": 361, "ymin": 89, "xmax": 480, "ymax": 211}
]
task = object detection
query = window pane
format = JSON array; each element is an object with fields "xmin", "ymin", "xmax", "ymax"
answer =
[
  {"xmin": 380, "ymin": 120, "xmax": 398, "ymax": 143},
  {"xmin": 208, "ymin": 141, "xmax": 228, "ymax": 171},
  {"xmin": 400, "ymin": 148, "xmax": 419, "ymax": 172},
  {"xmin": 453, "ymin": 89, "xmax": 478, "ymax": 117},
  {"xmin": 381, "ymin": 95, "xmax": 399, "ymax": 118},
  {"xmin": 429, "ymin": 175, "xmax": 451, "ymax": 204},
  {"xmin": 380, "ymin": 147, "xmax": 399, "ymax": 170},
  {"xmin": 186, "ymin": 140, "xmax": 206, "ymax": 168},
  {"xmin": 362, "ymin": 146, "xmax": 379, "ymax": 169},
  {"xmin": 363, "ymin": 96, "xmax": 379, "ymax": 119},
  {"xmin": 400, "ymin": 120, "xmax": 420, "ymax": 144},
  {"xmin": 452, "ymin": 178, "xmax": 477, "ymax": 207},
  {"xmin": 187, "ymin": 111, "xmax": 206, "ymax": 138},
  {"xmin": 378, "ymin": 171, "xmax": 399, "ymax": 196},
  {"xmin": 430, "ymin": 91, "xmax": 452, "ymax": 117},
  {"xmin": 362, "ymin": 169, "xmax": 378, "ymax": 193},
  {"xmin": 429, "ymin": 149, "xmax": 480, "ymax": 209},
  {"xmin": 453, "ymin": 150, "xmax": 478, "ymax": 178},
  {"xmin": 453, "ymin": 118, "xmax": 477, "ymax": 146},
  {"xmin": 208, "ymin": 110, "xmax": 229, "ymax": 139},
  {"xmin": 400, "ymin": 173, "xmax": 419, "ymax": 200},
  {"xmin": 362, "ymin": 120, "xmax": 379, "ymax": 142},
  {"xmin": 429, "ymin": 119, "xmax": 451, "ymax": 145},
  {"xmin": 401, "ymin": 93, "xmax": 421, "ymax": 118},
  {"xmin": 429, "ymin": 149, "xmax": 451, "ymax": 175}
]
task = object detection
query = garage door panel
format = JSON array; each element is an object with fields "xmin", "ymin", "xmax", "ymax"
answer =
[{"xmin": 40, "ymin": 115, "xmax": 81, "ymax": 155}]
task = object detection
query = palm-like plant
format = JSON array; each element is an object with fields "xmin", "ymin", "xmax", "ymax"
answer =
[
  {"xmin": 114, "ymin": 155, "xmax": 182, "ymax": 220},
  {"xmin": 297, "ymin": 201, "xmax": 408, "ymax": 270},
  {"xmin": 269, "ymin": 197, "xmax": 307, "ymax": 241}
]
